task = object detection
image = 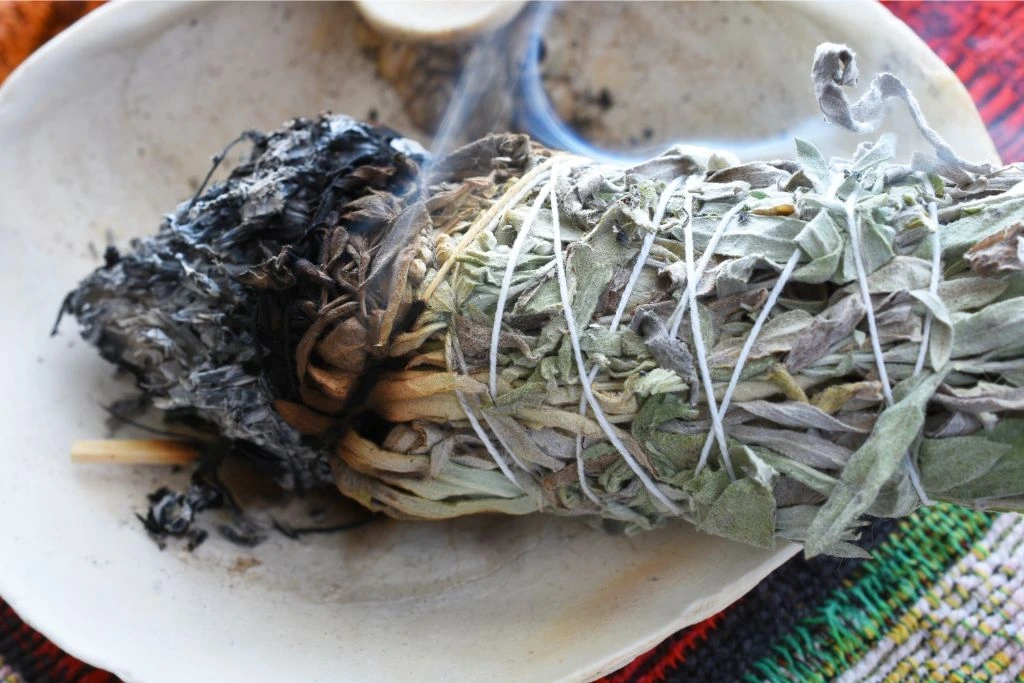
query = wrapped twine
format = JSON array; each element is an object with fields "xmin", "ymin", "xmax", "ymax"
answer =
[
  {"xmin": 68, "ymin": 45, "xmax": 1024, "ymax": 556},
  {"xmin": 324, "ymin": 45, "xmax": 1024, "ymax": 556},
  {"xmin": 327, "ymin": 137, "xmax": 1024, "ymax": 557}
]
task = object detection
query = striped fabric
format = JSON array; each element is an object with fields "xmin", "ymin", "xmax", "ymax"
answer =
[
  {"xmin": 603, "ymin": 509, "xmax": 1024, "ymax": 683},
  {"xmin": 892, "ymin": 0, "xmax": 1024, "ymax": 164},
  {"xmin": 837, "ymin": 514, "xmax": 1024, "ymax": 683},
  {"xmin": 747, "ymin": 507, "xmax": 997, "ymax": 683},
  {"xmin": 0, "ymin": 2, "xmax": 1021, "ymax": 682}
]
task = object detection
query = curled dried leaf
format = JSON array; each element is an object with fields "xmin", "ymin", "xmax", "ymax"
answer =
[{"xmin": 964, "ymin": 222, "xmax": 1024, "ymax": 275}]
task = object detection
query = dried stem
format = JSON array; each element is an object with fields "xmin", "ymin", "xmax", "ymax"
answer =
[{"xmin": 71, "ymin": 439, "xmax": 200, "ymax": 466}]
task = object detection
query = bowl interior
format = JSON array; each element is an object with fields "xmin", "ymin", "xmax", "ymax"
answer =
[{"xmin": 540, "ymin": 1, "xmax": 997, "ymax": 161}]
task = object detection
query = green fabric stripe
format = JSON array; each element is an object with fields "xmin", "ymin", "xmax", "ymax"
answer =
[{"xmin": 743, "ymin": 504, "xmax": 994, "ymax": 683}]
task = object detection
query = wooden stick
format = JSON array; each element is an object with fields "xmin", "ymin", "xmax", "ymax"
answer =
[{"xmin": 71, "ymin": 439, "xmax": 200, "ymax": 465}]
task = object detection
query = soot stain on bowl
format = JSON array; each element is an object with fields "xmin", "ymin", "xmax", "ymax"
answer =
[
  {"xmin": 230, "ymin": 555, "xmax": 262, "ymax": 574},
  {"xmin": 124, "ymin": 447, "xmax": 562, "ymax": 606},
  {"xmin": 173, "ymin": 514, "xmax": 587, "ymax": 606}
]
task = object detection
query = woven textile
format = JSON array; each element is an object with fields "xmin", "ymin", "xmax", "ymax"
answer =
[
  {"xmin": 0, "ymin": 2, "xmax": 1022, "ymax": 681},
  {"xmin": 605, "ymin": 509, "xmax": 1024, "ymax": 683}
]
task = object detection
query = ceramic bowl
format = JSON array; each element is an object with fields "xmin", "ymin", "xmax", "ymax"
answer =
[{"xmin": 0, "ymin": 2, "xmax": 994, "ymax": 681}]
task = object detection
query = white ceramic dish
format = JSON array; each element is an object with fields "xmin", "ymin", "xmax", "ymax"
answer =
[{"xmin": 0, "ymin": 2, "xmax": 994, "ymax": 682}]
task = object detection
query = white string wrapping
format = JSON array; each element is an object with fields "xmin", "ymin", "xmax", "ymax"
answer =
[
  {"xmin": 845, "ymin": 189, "xmax": 932, "ymax": 505},
  {"xmin": 489, "ymin": 182, "xmax": 556, "ymax": 397},
  {"xmin": 548, "ymin": 166, "xmax": 682, "ymax": 514},
  {"xmin": 453, "ymin": 163, "xmax": 602, "ymax": 492},
  {"xmin": 453, "ymin": 391, "xmax": 521, "ymax": 487},
  {"xmin": 667, "ymin": 202, "xmax": 747, "ymax": 340},
  {"xmin": 572, "ymin": 176, "xmax": 684, "ymax": 506},
  {"xmin": 611, "ymin": 178, "xmax": 684, "ymax": 330},
  {"xmin": 846, "ymin": 188, "xmax": 895, "ymax": 405},
  {"xmin": 907, "ymin": 200, "xmax": 941, "ymax": 506},
  {"xmin": 697, "ymin": 248, "xmax": 802, "ymax": 471},
  {"xmin": 446, "ymin": 331, "xmax": 526, "ymax": 487},
  {"xmin": 476, "ymin": 161, "xmax": 939, "ymax": 512},
  {"xmin": 422, "ymin": 163, "xmax": 557, "ymax": 304},
  {"xmin": 681, "ymin": 190, "xmax": 734, "ymax": 479}
]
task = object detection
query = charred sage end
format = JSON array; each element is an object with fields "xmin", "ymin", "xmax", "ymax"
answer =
[{"xmin": 64, "ymin": 115, "xmax": 429, "ymax": 495}]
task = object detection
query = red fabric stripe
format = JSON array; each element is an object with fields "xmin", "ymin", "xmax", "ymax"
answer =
[
  {"xmin": 980, "ymin": 87, "xmax": 1019, "ymax": 125},
  {"xmin": 1, "ymin": 599, "xmax": 118, "ymax": 682},
  {"xmin": 1002, "ymin": 139, "xmax": 1024, "ymax": 166},
  {"xmin": 952, "ymin": 51, "xmax": 981, "ymax": 86},
  {"xmin": 643, "ymin": 612, "xmax": 727, "ymax": 683},
  {"xmin": 601, "ymin": 611, "xmax": 727, "ymax": 683},
  {"xmin": 967, "ymin": 72, "xmax": 1005, "ymax": 111},
  {"xmin": 884, "ymin": 1, "xmax": 1024, "ymax": 166}
]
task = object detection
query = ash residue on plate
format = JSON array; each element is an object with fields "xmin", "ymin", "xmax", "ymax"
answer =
[
  {"xmin": 139, "ymin": 447, "xmax": 374, "ymax": 551},
  {"xmin": 139, "ymin": 484, "xmax": 220, "ymax": 550}
]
